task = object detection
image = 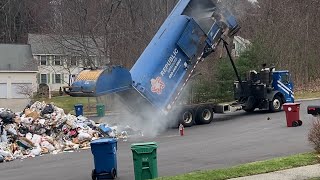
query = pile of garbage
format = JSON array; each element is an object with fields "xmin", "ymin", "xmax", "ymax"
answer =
[{"xmin": 0, "ymin": 101, "xmax": 139, "ymax": 163}]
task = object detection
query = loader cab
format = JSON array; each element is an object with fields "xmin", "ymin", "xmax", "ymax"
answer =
[{"xmin": 272, "ymin": 70, "xmax": 294, "ymax": 103}]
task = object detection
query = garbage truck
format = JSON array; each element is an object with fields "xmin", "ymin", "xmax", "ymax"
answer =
[{"xmin": 64, "ymin": 0, "xmax": 294, "ymax": 127}]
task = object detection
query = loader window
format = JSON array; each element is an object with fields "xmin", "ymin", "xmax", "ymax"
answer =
[{"xmin": 281, "ymin": 74, "xmax": 290, "ymax": 84}]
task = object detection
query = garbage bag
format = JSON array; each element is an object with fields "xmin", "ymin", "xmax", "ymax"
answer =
[
  {"xmin": 0, "ymin": 154, "xmax": 3, "ymax": 163},
  {"xmin": 78, "ymin": 132, "xmax": 91, "ymax": 141},
  {"xmin": 31, "ymin": 134, "xmax": 41, "ymax": 145},
  {"xmin": 6, "ymin": 126, "xmax": 17, "ymax": 136},
  {"xmin": 41, "ymin": 104, "xmax": 54, "ymax": 115},
  {"xmin": 1, "ymin": 130, "xmax": 8, "ymax": 143},
  {"xmin": 30, "ymin": 145, "xmax": 41, "ymax": 156},
  {"xmin": 0, "ymin": 111, "xmax": 14, "ymax": 124},
  {"xmin": 18, "ymin": 126, "xmax": 29, "ymax": 135},
  {"xmin": 40, "ymin": 141, "xmax": 55, "ymax": 152},
  {"xmin": 0, "ymin": 150, "xmax": 13, "ymax": 158}
]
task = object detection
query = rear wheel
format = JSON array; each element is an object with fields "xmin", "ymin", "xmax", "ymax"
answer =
[
  {"xmin": 178, "ymin": 108, "xmax": 195, "ymax": 127},
  {"xmin": 111, "ymin": 168, "xmax": 117, "ymax": 179},
  {"xmin": 195, "ymin": 106, "xmax": 213, "ymax": 125},
  {"xmin": 269, "ymin": 95, "xmax": 282, "ymax": 112},
  {"xmin": 91, "ymin": 169, "xmax": 96, "ymax": 180}
]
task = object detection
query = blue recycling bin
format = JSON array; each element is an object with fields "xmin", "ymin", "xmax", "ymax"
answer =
[
  {"xmin": 91, "ymin": 138, "xmax": 118, "ymax": 180},
  {"xmin": 74, "ymin": 104, "xmax": 83, "ymax": 117}
]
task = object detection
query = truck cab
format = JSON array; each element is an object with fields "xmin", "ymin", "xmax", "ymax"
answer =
[{"xmin": 234, "ymin": 67, "xmax": 294, "ymax": 112}]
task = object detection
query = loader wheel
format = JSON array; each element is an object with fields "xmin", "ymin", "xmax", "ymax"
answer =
[
  {"xmin": 269, "ymin": 95, "xmax": 282, "ymax": 112},
  {"xmin": 178, "ymin": 108, "xmax": 195, "ymax": 127},
  {"xmin": 195, "ymin": 106, "xmax": 213, "ymax": 125}
]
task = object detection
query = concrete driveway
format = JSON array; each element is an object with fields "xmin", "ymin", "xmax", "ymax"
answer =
[{"xmin": 0, "ymin": 99, "xmax": 30, "ymax": 112}]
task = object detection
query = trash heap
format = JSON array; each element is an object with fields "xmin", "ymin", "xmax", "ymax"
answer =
[{"xmin": 0, "ymin": 101, "xmax": 140, "ymax": 163}]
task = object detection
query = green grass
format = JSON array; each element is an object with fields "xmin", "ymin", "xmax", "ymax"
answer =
[
  {"xmin": 309, "ymin": 178, "xmax": 320, "ymax": 180},
  {"xmin": 295, "ymin": 91, "xmax": 320, "ymax": 100},
  {"xmin": 157, "ymin": 152, "xmax": 319, "ymax": 180},
  {"xmin": 33, "ymin": 96, "xmax": 97, "ymax": 114}
]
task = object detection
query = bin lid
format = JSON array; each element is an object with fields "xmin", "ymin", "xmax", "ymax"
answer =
[
  {"xmin": 91, "ymin": 138, "xmax": 117, "ymax": 145},
  {"xmin": 131, "ymin": 142, "xmax": 158, "ymax": 154},
  {"xmin": 75, "ymin": 104, "xmax": 83, "ymax": 107},
  {"xmin": 283, "ymin": 103, "xmax": 300, "ymax": 106}
]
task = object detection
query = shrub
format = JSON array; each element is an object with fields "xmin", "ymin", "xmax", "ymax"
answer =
[{"xmin": 308, "ymin": 118, "xmax": 320, "ymax": 153}]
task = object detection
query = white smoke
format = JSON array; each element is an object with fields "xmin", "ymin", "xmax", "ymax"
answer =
[
  {"xmin": 247, "ymin": 0, "xmax": 258, "ymax": 4},
  {"xmin": 247, "ymin": 0, "xmax": 260, "ymax": 8}
]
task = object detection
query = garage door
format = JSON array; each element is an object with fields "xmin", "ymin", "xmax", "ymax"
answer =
[
  {"xmin": 0, "ymin": 83, "xmax": 7, "ymax": 98},
  {"xmin": 11, "ymin": 83, "xmax": 32, "ymax": 99}
]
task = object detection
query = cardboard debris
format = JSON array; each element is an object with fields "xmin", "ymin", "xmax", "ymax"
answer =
[{"xmin": 0, "ymin": 101, "xmax": 139, "ymax": 163}]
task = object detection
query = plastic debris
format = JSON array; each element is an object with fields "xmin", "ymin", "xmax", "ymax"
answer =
[{"xmin": 0, "ymin": 101, "xmax": 141, "ymax": 163}]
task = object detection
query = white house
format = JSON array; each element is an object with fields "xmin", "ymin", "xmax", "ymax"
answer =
[
  {"xmin": 28, "ymin": 34, "xmax": 107, "ymax": 91},
  {"xmin": 232, "ymin": 36, "xmax": 251, "ymax": 57},
  {"xmin": 0, "ymin": 44, "xmax": 38, "ymax": 99}
]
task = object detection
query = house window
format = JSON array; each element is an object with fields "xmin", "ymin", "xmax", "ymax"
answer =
[
  {"xmin": 71, "ymin": 56, "xmax": 77, "ymax": 66},
  {"xmin": 55, "ymin": 74, "xmax": 62, "ymax": 84},
  {"xmin": 40, "ymin": 56, "xmax": 47, "ymax": 65},
  {"xmin": 54, "ymin": 56, "xmax": 61, "ymax": 66},
  {"xmin": 40, "ymin": 74, "xmax": 47, "ymax": 84}
]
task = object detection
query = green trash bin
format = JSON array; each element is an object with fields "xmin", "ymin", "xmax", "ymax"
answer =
[
  {"xmin": 131, "ymin": 142, "xmax": 158, "ymax": 180},
  {"xmin": 96, "ymin": 104, "xmax": 105, "ymax": 117}
]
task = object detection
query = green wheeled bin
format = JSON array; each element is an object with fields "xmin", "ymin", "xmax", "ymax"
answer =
[
  {"xmin": 131, "ymin": 142, "xmax": 158, "ymax": 180},
  {"xmin": 96, "ymin": 104, "xmax": 105, "ymax": 117}
]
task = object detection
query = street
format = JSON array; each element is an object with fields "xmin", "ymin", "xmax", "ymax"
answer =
[{"xmin": 0, "ymin": 99, "xmax": 318, "ymax": 180}]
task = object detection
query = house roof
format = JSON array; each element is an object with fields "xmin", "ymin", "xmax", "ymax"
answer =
[
  {"xmin": 234, "ymin": 36, "xmax": 251, "ymax": 46},
  {"xmin": 28, "ymin": 34, "xmax": 105, "ymax": 56},
  {"xmin": 0, "ymin": 44, "xmax": 37, "ymax": 71}
]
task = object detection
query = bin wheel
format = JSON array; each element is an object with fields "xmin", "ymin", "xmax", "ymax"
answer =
[
  {"xmin": 111, "ymin": 168, "xmax": 117, "ymax": 179},
  {"xmin": 91, "ymin": 169, "xmax": 97, "ymax": 180},
  {"xmin": 298, "ymin": 120, "xmax": 303, "ymax": 126},
  {"xmin": 292, "ymin": 121, "xmax": 299, "ymax": 127}
]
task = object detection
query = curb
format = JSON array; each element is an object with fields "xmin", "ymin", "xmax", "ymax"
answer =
[{"xmin": 295, "ymin": 98, "xmax": 320, "ymax": 102}]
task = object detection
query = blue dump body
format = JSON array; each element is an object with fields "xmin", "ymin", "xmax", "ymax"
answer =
[{"xmin": 65, "ymin": 0, "xmax": 239, "ymax": 115}]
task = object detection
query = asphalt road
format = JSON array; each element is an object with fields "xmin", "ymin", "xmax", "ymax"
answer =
[{"xmin": 0, "ymin": 99, "xmax": 319, "ymax": 180}]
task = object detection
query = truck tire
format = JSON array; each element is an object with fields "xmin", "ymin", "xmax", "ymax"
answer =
[
  {"xmin": 111, "ymin": 168, "xmax": 117, "ymax": 179},
  {"xmin": 195, "ymin": 106, "xmax": 213, "ymax": 125},
  {"xmin": 269, "ymin": 95, "xmax": 282, "ymax": 112},
  {"xmin": 178, "ymin": 108, "xmax": 195, "ymax": 127},
  {"xmin": 91, "ymin": 169, "xmax": 97, "ymax": 180}
]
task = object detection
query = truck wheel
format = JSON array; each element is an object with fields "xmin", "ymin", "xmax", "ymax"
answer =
[
  {"xmin": 179, "ymin": 108, "xmax": 195, "ymax": 127},
  {"xmin": 111, "ymin": 168, "xmax": 117, "ymax": 179},
  {"xmin": 91, "ymin": 169, "xmax": 97, "ymax": 180},
  {"xmin": 195, "ymin": 106, "xmax": 213, "ymax": 125},
  {"xmin": 269, "ymin": 95, "xmax": 282, "ymax": 112}
]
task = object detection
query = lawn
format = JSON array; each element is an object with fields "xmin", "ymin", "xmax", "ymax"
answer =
[
  {"xmin": 33, "ymin": 96, "xmax": 97, "ymax": 114},
  {"xmin": 157, "ymin": 152, "xmax": 319, "ymax": 180},
  {"xmin": 295, "ymin": 91, "xmax": 320, "ymax": 100}
]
